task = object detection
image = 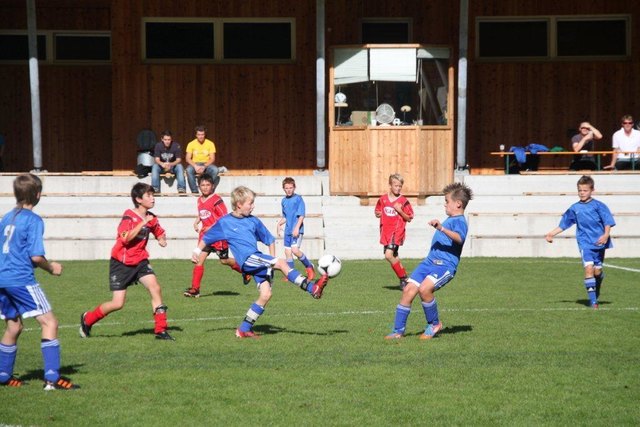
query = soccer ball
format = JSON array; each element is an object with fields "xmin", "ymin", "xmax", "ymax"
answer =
[{"xmin": 317, "ymin": 254, "xmax": 342, "ymax": 278}]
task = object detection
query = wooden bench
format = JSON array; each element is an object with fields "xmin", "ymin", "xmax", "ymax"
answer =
[
  {"xmin": 330, "ymin": 192, "xmax": 438, "ymax": 206},
  {"xmin": 490, "ymin": 151, "xmax": 638, "ymax": 174}
]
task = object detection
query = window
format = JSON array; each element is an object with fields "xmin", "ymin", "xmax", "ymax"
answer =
[
  {"xmin": 477, "ymin": 15, "xmax": 630, "ymax": 60},
  {"xmin": 142, "ymin": 17, "xmax": 295, "ymax": 63},
  {"xmin": 361, "ymin": 19, "xmax": 411, "ymax": 44},
  {"xmin": 478, "ymin": 21, "xmax": 548, "ymax": 58},
  {"xmin": 143, "ymin": 20, "xmax": 215, "ymax": 60},
  {"xmin": 223, "ymin": 21, "xmax": 293, "ymax": 60},
  {"xmin": 0, "ymin": 33, "xmax": 47, "ymax": 61},
  {"xmin": 54, "ymin": 33, "xmax": 111, "ymax": 61}
]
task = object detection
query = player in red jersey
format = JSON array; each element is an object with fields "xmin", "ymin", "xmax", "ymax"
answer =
[
  {"xmin": 374, "ymin": 173, "xmax": 414, "ymax": 288},
  {"xmin": 183, "ymin": 174, "xmax": 250, "ymax": 298},
  {"xmin": 79, "ymin": 183, "xmax": 174, "ymax": 340}
]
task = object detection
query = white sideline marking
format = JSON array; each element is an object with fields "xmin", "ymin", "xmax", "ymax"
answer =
[
  {"xmin": 21, "ymin": 306, "xmax": 639, "ymax": 333},
  {"xmin": 603, "ymin": 263, "xmax": 640, "ymax": 273}
]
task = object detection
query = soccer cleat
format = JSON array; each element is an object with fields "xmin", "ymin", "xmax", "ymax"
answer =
[
  {"xmin": 79, "ymin": 312, "xmax": 92, "ymax": 338},
  {"xmin": 419, "ymin": 322, "xmax": 443, "ymax": 340},
  {"xmin": 235, "ymin": 328, "xmax": 260, "ymax": 339},
  {"xmin": 155, "ymin": 331, "xmax": 175, "ymax": 341},
  {"xmin": 306, "ymin": 266, "xmax": 315, "ymax": 281},
  {"xmin": 311, "ymin": 274, "xmax": 329, "ymax": 299},
  {"xmin": 591, "ymin": 303, "xmax": 599, "ymax": 310},
  {"xmin": 384, "ymin": 331, "xmax": 404, "ymax": 340},
  {"xmin": 0, "ymin": 376, "xmax": 24, "ymax": 387},
  {"xmin": 183, "ymin": 287, "xmax": 200, "ymax": 298},
  {"xmin": 243, "ymin": 273, "xmax": 252, "ymax": 285},
  {"xmin": 43, "ymin": 377, "xmax": 79, "ymax": 391}
]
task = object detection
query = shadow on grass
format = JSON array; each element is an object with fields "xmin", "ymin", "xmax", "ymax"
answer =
[
  {"xmin": 20, "ymin": 363, "xmax": 84, "ymax": 382},
  {"xmin": 404, "ymin": 324, "xmax": 473, "ymax": 338},
  {"xmin": 206, "ymin": 324, "xmax": 349, "ymax": 337},
  {"xmin": 382, "ymin": 285, "xmax": 403, "ymax": 291},
  {"xmin": 560, "ymin": 299, "xmax": 610, "ymax": 307},
  {"xmin": 121, "ymin": 325, "xmax": 183, "ymax": 337}
]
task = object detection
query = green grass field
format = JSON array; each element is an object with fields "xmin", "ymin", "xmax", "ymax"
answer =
[{"xmin": 1, "ymin": 258, "xmax": 639, "ymax": 426}]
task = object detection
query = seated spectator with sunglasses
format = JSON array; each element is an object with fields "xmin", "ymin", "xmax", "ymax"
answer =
[{"xmin": 605, "ymin": 115, "xmax": 640, "ymax": 170}]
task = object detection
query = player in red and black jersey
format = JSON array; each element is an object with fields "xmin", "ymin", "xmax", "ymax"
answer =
[
  {"xmin": 184, "ymin": 174, "xmax": 250, "ymax": 298},
  {"xmin": 79, "ymin": 183, "xmax": 174, "ymax": 340},
  {"xmin": 374, "ymin": 174, "xmax": 414, "ymax": 289}
]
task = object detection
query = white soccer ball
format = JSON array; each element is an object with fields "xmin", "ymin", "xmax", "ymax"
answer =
[{"xmin": 317, "ymin": 254, "xmax": 342, "ymax": 278}]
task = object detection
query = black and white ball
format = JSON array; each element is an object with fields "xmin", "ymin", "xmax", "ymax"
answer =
[{"xmin": 317, "ymin": 254, "xmax": 342, "ymax": 278}]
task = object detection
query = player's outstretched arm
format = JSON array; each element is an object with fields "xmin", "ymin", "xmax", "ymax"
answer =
[
  {"xmin": 32, "ymin": 256, "xmax": 63, "ymax": 276},
  {"xmin": 545, "ymin": 226, "xmax": 563, "ymax": 243}
]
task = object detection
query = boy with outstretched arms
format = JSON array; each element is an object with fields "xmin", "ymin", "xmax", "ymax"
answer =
[
  {"xmin": 184, "ymin": 174, "xmax": 250, "ymax": 298},
  {"xmin": 545, "ymin": 175, "xmax": 615, "ymax": 309},
  {"xmin": 276, "ymin": 177, "xmax": 315, "ymax": 281},
  {"xmin": 375, "ymin": 173, "xmax": 414, "ymax": 288},
  {"xmin": 386, "ymin": 182, "xmax": 472, "ymax": 340},
  {"xmin": 0, "ymin": 173, "xmax": 79, "ymax": 390},
  {"xmin": 80, "ymin": 183, "xmax": 174, "ymax": 340},
  {"xmin": 193, "ymin": 186, "xmax": 328, "ymax": 339}
]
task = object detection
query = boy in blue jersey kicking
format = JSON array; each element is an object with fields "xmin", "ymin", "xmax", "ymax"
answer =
[
  {"xmin": 545, "ymin": 175, "xmax": 615, "ymax": 309},
  {"xmin": 192, "ymin": 186, "xmax": 329, "ymax": 339},
  {"xmin": 277, "ymin": 177, "xmax": 315, "ymax": 280},
  {"xmin": 385, "ymin": 182, "xmax": 473, "ymax": 340},
  {"xmin": 0, "ymin": 174, "xmax": 79, "ymax": 390}
]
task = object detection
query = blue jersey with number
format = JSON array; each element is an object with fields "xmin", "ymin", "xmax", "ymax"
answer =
[
  {"xmin": 426, "ymin": 215, "xmax": 468, "ymax": 271},
  {"xmin": 202, "ymin": 213, "xmax": 275, "ymax": 267},
  {"xmin": 558, "ymin": 198, "xmax": 615, "ymax": 250},
  {"xmin": 281, "ymin": 194, "xmax": 305, "ymax": 236},
  {"xmin": 0, "ymin": 208, "xmax": 46, "ymax": 287}
]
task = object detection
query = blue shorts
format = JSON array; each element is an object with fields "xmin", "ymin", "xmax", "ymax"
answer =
[
  {"xmin": 0, "ymin": 284, "xmax": 52, "ymax": 320},
  {"xmin": 580, "ymin": 248, "xmax": 605, "ymax": 268},
  {"xmin": 242, "ymin": 253, "xmax": 278, "ymax": 287},
  {"xmin": 408, "ymin": 261, "xmax": 455, "ymax": 291},
  {"xmin": 283, "ymin": 234, "xmax": 303, "ymax": 249}
]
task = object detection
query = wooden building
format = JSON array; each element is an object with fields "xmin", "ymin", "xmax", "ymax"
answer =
[{"xmin": 0, "ymin": 0, "xmax": 638, "ymax": 175}]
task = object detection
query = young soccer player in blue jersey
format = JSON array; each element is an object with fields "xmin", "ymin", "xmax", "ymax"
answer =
[
  {"xmin": 0, "ymin": 174, "xmax": 79, "ymax": 390},
  {"xmin": 193, "ymin": 186, "xmax": 329, "ymax": 339},
  {"xmin": 276, "ymin": 177, "xmax": 315, "ymax": 280},
  {"xmin": 545, "ymin": 175, "xmax": 615, "ymax": 309},
  {"xmin": 385, "ymin": 182, "xmax": 473, "ymax": 340}
]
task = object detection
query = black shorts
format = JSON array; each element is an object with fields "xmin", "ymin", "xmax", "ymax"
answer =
[
  {"xmin": 109, "ymin": 258, "xmax": 154, "ymax": 291},
  {"xmin": 202, "ymin": 245, "xmax": 229, "ymax": 259}
]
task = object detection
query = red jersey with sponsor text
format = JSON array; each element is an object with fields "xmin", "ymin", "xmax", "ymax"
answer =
[
  {"xmin": 198, "ymin": 194, "xmax": 228, "ymax": 251},
  {"xmin": 375, "ymin": 194, "xmax": 413, "ymax": 246},
  {"xmin": 111, "ymin": 209, "xmax": 165, "ymax": 265}
]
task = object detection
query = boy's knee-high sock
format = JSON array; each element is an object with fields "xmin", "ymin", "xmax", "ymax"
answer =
[
  {"xmin": 192, "ymin": 265, "xmax": 204, "ymax": 288},
  {"xmin": 41, "ymin": 339, "xmax": 60, "ymax": 383},
  {"xmin": 287, "ymin": 259, "xmax": 295, "ymax": 269},
  {"xmin": 422, "ymin": 299, "xmax": 440, "ymax": 325},
  {"xmin": 154, "ymin": 305, "xmax": 169, "ymax": 334},
  {"xmin": 584, "ymin": 277, "xmax": 597, "ymax": 305},
  {"xmin": 84, "ymin": 305, "xmax": 106, "ymax": 327},
  {"xmin": 239, "ymin": 302, "xmax": 265, "ymax": 332},
  {"xmin": 0, "ymin": 343, "xmax": 17, "ymax": 383},
  {"xmin": 595, "ymin": 271, "xmax": 604, "ymax": 299},
  {"xmin": 393, "ymin": 304, "xmax": 411, "ymax": 333},
  {"xmin": 287, "ymin": 269, "xmax": 313, "ymax": 293},
  {"xmin": 298, "ymin": 254, "xmax": 313, "ymax": 269},
  {"xmin": 391, "ymin": 261, "xmax": 407, "ymax": 279}
]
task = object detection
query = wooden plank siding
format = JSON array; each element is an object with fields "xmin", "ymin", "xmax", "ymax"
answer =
[{"xmin": 0, "ymin": 0, "xmax": 638, "ymax": 176}]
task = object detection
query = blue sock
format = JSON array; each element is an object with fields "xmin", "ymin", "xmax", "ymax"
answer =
[
  {"xmin": 584, "ymin": 277, "xmax": 597, "ymax": 305},
  {"xmin": 0, "ymin": 343, "xmax": 17, "ymax": 383},
  {"xmin": 595, "ymin": 272, "xmax": 604, "ymax": 298},
  {"xmin": 287, "ymin": 259, "xmax": 295, "ymax": 269},
  {"xmin": 239, "ymin": 303, "xmax": 265, "ymax": 332},
  {"xmin": 41, "ymin": 339, "xmax": 61, "ymax": 383},
  {"xmin": 393, "ymin": 304, "xmax": 411, "ymax": 333},
  {"xmin": 299, "ymin": 255, "xmax": 312, "ymax": 269},
  {"xmin": 422, "ymin": 299, "xmax": 439, "ymax": 325}
]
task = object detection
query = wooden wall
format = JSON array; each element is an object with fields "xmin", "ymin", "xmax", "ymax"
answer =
[{"xmin": 0, "ymin": 0, "xmax": 638, "ymax": 175}]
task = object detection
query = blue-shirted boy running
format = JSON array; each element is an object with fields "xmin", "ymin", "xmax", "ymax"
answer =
[
  {"xmin": 193, "ymin": 186, "xmax": 328, "ymax": 339},
  {"xmin": 0, "ymin": 174, "xmax": 79, "ymax": 390},
  {"xmin": 545, "ymin": 175, "xmax": 615, "ymax": 309},
  {"xmin": 385, "ymin": 182, "xmax": 473, "ymax": 340}
]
